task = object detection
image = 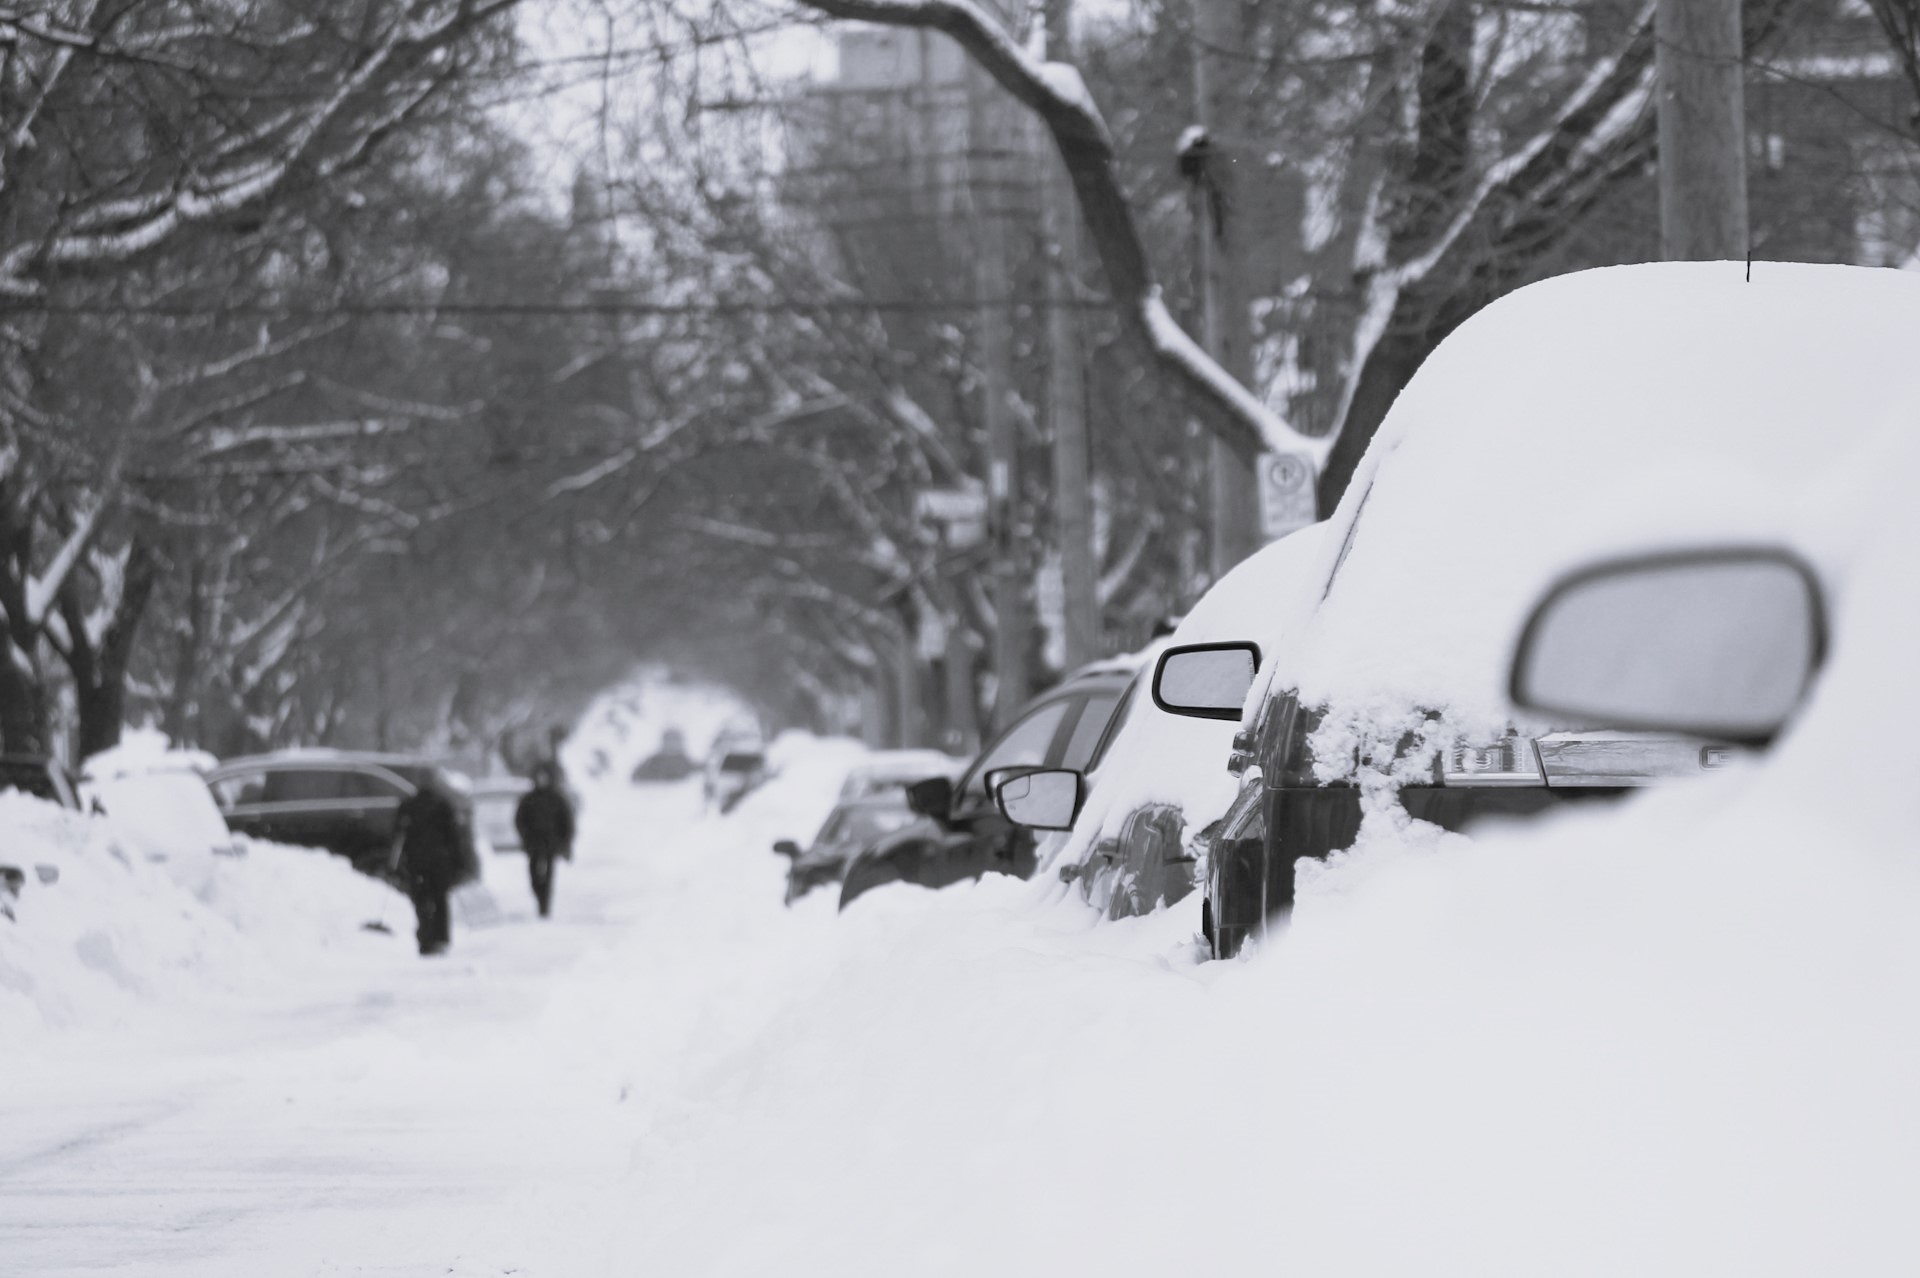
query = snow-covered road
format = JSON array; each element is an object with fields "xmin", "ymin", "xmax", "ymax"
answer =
[
  {"xmin": 11, "ymin": 687, "xmax": 1920, "ymax": 1276},
  {"xmin": 0, "ymin": 778, "xmax": 680, "ymax": 1276}
]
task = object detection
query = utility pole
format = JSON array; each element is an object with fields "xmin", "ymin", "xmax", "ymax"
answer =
[
  {"xmin": 968, "ymin": 54, "xmax": 1029, "ymax": 726},
  {"xmin": 1190, "ymin": 0, "xmax": 1261, "ymax": 580},
  {"xmin": 1656, "ymin": 0, "xmax": 1748, "ymax": 259},
  {"xmin": 1044, "ymin": 0, "xmax": 1100, "ymax": 670}
]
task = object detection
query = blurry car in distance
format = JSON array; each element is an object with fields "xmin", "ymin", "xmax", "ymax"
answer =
[
  {"xmin": 705, "ymin": 747, "xmax": 768, "ymax": 813},
  {"xmin": 205, "ymin": 750, "xmax": 479, "ymax": 886},
  {"xmin": 777, "ymin": 794, "xmax": 921, "ymax": 904},
  {"xmin": 631, "ymin": 727, "xmax": 699, "ymax": 783},
  {"xmin": 836, "ymin": 749, "xmax": 965, "ymax": 802}
]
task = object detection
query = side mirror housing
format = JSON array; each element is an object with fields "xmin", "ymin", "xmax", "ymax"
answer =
[
  {"xmin": 992, "ymin": 768, "xmax": 1085, "ymax": 831},
  {"xmin": 1510, "ymin": 547, "xmax": 1826, "ymax": 746},
  {"xmin": 904, "ymin": 775, "xmax": 954, "ymax": 819},
  {"xmin": 1152, "ymin": 641, "xmax": 1263, "ymax": 721},
  {"xmin": 772, "ymin": 839, "xmax": 801, "ymax": 859}
]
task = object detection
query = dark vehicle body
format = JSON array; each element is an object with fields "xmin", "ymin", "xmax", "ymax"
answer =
[
  {"xmin": 205, "ymin": 750, "xmax": 479, "ymax": 887},
  {"xmin": 782, "ymin": 795, "xmax": 919, "ymax": 904},
  {"xmin": 0, "ymin": 755, "xmax": 83, "ymax": 810},
  {"xmin": 839, "ymin": 664, "xmax": 1136, "ymax": 909}
]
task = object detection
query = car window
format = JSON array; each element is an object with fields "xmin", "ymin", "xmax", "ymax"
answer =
[
  {"xmin": 721, "ymin": 753, "xmax": 764, "ymax": 772},
  {"xmin": 338, "ymin": 769, "xmax": 409, "ymax": 800},
  {"xmin": 957, "ymin": 696, "xmax": 1076, "ymax": 806},
  {"xmin": 207, "ymin": 771, "xmax": 265, "ymax": 808},
  {"xmin": 1062, "ymin": 690, "xmax": 1123, "ymax": 772},
  {"xmin": 263, "ymin": 768, "xmax": 350, "ymax": 802}
]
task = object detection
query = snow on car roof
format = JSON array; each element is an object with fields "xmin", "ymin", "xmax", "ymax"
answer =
[
  {"xmin": 1046, "ymin": 522, "xmax": 1332, "ymax": 872},
  {"xmin": 1267, "ymin": 261, "xmax": 1920, "ymax": 740}
]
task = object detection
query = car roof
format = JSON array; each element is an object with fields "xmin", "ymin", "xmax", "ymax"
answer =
[
  {"xmin": 208, "ymin": 749, "xmax": 449, "ymax": 775},
  {"xmin": 1268, "ymin": 261, "xmax": 1920, "ymax": 733}
]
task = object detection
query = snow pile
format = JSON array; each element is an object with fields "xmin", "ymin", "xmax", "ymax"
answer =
[
  {"xmin": 0, "ymin": 789, "xmax": 399, "ymax": 1036},
  {"xmin": 1269, "ymin": 261, "xmax": 1920, "ymax": 752},
  {"xmin": 81, "ymin": 726, "xmax": 234, "ymax": 858}
]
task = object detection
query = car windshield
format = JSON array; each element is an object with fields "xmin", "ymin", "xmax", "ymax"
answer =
[{"xmin": 0, "ymin": 760, "xmax": 58, "ymax": 802}]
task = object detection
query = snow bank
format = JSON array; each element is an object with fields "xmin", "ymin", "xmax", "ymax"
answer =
[
  {"xmin": 0, "ymin": 790, "xmax": 399, "ymax": 1036},
  {"xmin": 585, "ymin": 428, "xmax": 1920, "ymax": 1274},
  {"xmin": 1271, "ymin": 261, "xmax": 1920, "ymax": 751}
]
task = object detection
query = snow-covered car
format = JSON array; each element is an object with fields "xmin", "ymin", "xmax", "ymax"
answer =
[
  {"xmin": 839, "ymin": 658, "xmax": 1140, "ymax": 909},
  {"xmin": 993, "ymin": 523, "xmax": 1329, "ymax": 924},
  {"xmin": 835, "ymin": 749, "xmax": 965, "ymax": 802},
  {"xmin": 205, "ymin": 750, "xmax": 479, "ymax": 886},
  {"xmin": 775, "ymin": 793, "xmax": 922, "ymax": 904},
  {"xmin": 469, "ymin": 775, "xmax": 533, "ymax": 852},
  {"xmin": 705, "ymin": 748, "xmax": 768, "ymax": 813},
  {"xmin": 80, "ymin": 737, "xmax": 240, "ymax": 859},
  {"xmin": 1148, "ymin": 261, "xmax": 1920, "ymax": 956}
]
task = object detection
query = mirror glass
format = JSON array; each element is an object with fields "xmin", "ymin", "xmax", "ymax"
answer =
[
  {"xmin": 994, "ymin": 769, "xmax": 1081, "ymax": 831},
  {"xmin": 1154, "ymin": 643, "xmax": 1260, "ymax": 720},
  {"xmin": 1513, "ymin": 552, "xmax": 1822, "ymax": 742}
]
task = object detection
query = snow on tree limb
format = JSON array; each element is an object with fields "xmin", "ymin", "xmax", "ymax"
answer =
[{"xmin": 791, "ymin": 0, "xmax": 1321, "ymax": 464}]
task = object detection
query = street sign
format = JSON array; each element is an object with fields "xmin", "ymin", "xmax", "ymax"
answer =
[
  {"xmin": 1256, "ymin": 452, "xmax": 1316, "ymax": 539},
  {"xmin": 915, "ymin": 484, "xmax": 987, "ymax": 549}
]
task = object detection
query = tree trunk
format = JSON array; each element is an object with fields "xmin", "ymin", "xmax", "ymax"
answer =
[{"xmin": 0, "ymin": 642, "xmax": 48, "ymax": 755}]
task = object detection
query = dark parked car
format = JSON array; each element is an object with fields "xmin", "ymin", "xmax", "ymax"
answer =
[
  {"xmin": 0, "ymin": 755, "xmax": 84, "ymax": 810},
  {"xmin": 205, "ymin": 750, "xmax": 479, "ymax": 886},
  {"xmin": 839, "ymin": 660, "xmax": 1139, "ymax": 909},
  {"xmin": 776, "ymin": 794, "xmax": 921, "ymax": 904},
  {"xmin": 1143, "ymin": 262, "xmax": 1920, "ymax": 956}
]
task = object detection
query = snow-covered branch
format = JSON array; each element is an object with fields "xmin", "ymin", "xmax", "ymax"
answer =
[{"xmin": 792, "ymin": 0, "xmax": 1321, "ymax": 463}]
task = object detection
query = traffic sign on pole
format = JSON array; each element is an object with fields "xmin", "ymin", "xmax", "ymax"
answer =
[{"xmin": 1256, "ymin": 452, "xmax": 1316, "ymax": 539}]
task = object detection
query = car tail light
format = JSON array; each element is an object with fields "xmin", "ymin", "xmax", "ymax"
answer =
[{"xmin": 1440, "ymin": 733, "xmax": 1545, "ymax": 786}]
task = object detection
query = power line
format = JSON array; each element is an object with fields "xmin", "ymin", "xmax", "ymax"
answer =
[{"xmin": 3, "ymin": 295, "xmax": 1116, "ymax": 319}]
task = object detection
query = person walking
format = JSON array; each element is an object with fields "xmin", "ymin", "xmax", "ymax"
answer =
[
  {"xmin": 393, "ymin": 775, "xmax": 463, "ymax": 956},
  {"xmin": 514, "ymin": 763, "xmax": 575, "ymax": 919}
]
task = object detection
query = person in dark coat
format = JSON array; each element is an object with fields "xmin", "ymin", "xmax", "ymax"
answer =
[
  {"xmin": 394, "ymin": 776, "xmax": 463, "ymax": 955},
  {"xmin": 514, "ymin": 763, "xmax": 575, "ymax": 918}
]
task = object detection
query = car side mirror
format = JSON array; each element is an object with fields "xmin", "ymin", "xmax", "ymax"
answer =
[
  {"xmin": 1510, "ymin": 547, "xmax": 1826, "ymax": 746},
  {"xmin": 904, "ymin": 775, "xmax": 953, "ymax": 819},
  {"xmin": 992, "ymin": 768, "xmax": 1084, "ymax": 831},
  {"xmin": 1152, "ymin": 641, "xmax": 1263, "ymax": 721},
  {"xmin": 772, "ymin": 839, "xmax": 801, "ymax": 858}
]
